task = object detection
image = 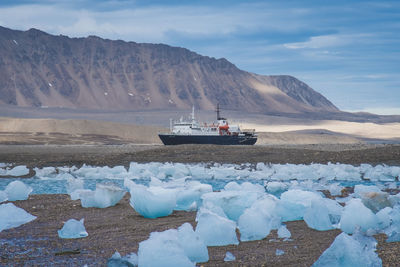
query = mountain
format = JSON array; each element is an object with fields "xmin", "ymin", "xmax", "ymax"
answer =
[{"xmin": 0, "ymin": 26, "xmax": 338, "ymax": 114}]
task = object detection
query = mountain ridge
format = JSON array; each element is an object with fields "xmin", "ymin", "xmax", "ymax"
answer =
[{"xmin": 1, "ymin": 25, "xmax": 338, "ymax": 114}]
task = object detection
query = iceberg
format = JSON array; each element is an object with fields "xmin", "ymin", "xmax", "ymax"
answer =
[
  {"xmin": 58, "ymin": 218, "xmax": 88, "ymax": 239},
  {"xmin": 7, "ymin": 165, "xmax": 30, "ymax": 176},
  {"xmin": 201, "ymin": 190, "xmax": 261, "ymax": 221},
  {"xmin": 74, "ymin": 184, "xmax": 125, "ymax": 208},
  {"xmin": 266, "ymin": 181, "xmax": 288, "ymax": 195},
  {"xmin": 178, "ymin": 223, "xmax": 209, "ymax": 263},
  {"xmin": 5, "ymin": 180, "xmax": 33, "ymax": 201},
  {"xmin": 0, "ymin": 203, "xmax": 36, "ymax": 232},
  {"xmin": 304, "ymin": 200, "xmax": 335, "ymax": 231},
  {"xmin": 353, "ymin": 184, "xmax": 381, "ymax": 198},
  {"xmin": 138, "ymin": 229, "xmax": 194, "ymax": 267},
  {"xmin": 0, "ymin": 190, "xmax": 7, "ymax": 203},
  {"xmin": 129, "ymin": 184, "xmax": 176, "ymax": 219},
  {"xmin": 66, "ymin": 177, "xmax": 84, "ymax": 194},
  {"xmin": 224, "ymin": 181, "xmax": 265, "ymax": 193},
  {"xmin": 327, "ymin": 183, "xmax": 343, "ymax": 196},
  {"xmin": 34, "ymin": 166, "xmax": 57, "ymax": 178},
  {"xmin": 277, "ymin": 189, "xmax": 323, "ymax": 221},
  {"xmin": 340, "ymin": 199, "xmax": 379, "ymax": 234},
  {"xmin": 175, "ymin": 182, "xmax": 212, "ymax": 211},
  {"xmin": 277, "ymin": 224, "xmax": 291, "ymax": 239},
  {"xmin": 361, "ymin": 191, "xmax": 392, "ymax": 213},
  {"xmin": 224, "ymin": 251, "xmax": 236, "ymax": 262},
  {"xmin": 238, "ymin": 196, "xmax": 280, "ymax": 241},
  {"xmin": 312, "ymin": 232, "xmax": 381, "ymax": 267},
  {"xmin": 195, "ymin": 207, "xmax": 239, "ymax": 246},
  {"xmin": 107, "ymin": 251, "xmax": 138, "ymax": 267}
]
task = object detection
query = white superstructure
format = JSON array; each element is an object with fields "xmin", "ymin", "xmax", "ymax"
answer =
[{"xmin": 169, "ymin": 106, "xmax": 244, "ymax": 136}]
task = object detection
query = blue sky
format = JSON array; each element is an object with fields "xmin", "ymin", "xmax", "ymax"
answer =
[{"xmin": 1, "ymin": 0, "xmax": 399, "ymax": 114}]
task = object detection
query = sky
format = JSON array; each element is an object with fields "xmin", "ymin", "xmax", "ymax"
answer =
[{"xmin": 0, "ymin": 0, "xmax": 399, "ymax": 114}]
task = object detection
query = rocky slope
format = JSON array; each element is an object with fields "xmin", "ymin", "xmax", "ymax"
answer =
[{"xmin": 0, "ymin": 26, "xmax": 338, "ymax": 114}]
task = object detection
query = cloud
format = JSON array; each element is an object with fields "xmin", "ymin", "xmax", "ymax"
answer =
[{"xmin": 282, "ymin": 34, "xmax": 371, "ymax": 50}]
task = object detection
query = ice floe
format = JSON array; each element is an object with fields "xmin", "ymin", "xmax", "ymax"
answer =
[
  {"xmin": 238, "ymin": 196, "xmax": 280, "ymax": 241},
  {"xmin": 58, "ymin": 218, "xmax": 88, "ymax": 239},
  {"xmin": 0, "ymin": 203, "xmax": 36, "ymax": 232},
  {"xmin": 339, "ymin": 199, "xmax": 379, "ymax": 234},
  {"xmin": 107, "ymin": 251, "xmax": 138, "ymax": 267},
  {"xmin": 195, "ymin": 206, "xmax": 239, "ymax": 246},
  {"xmin": 312, "ymin": 231, "xmax": 382, "ymax": 267},
  {"xmin": 224, "ymin": 251, "xmax": 236, "ymax": 262},
  {"xmin": 138, "ymin": 229, "xmax": 194, "ymax": 267},
  {"xmin": 4, "ymin": 180, "xmax": 32, "ymax": 201},
  {"xmin": 6, "ymin": 165, "xmax": 30, "ymax": 176},
  {"xmin": 128, "ymin": 183, "xmax": 176, "ymax": 218},
  {"xmin": 72, "ymin": 183, "xmax": 125, "ymax": 208}
]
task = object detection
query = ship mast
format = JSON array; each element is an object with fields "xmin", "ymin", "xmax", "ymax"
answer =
[
  {"xmin": 191, "ymin": 105, "xmax": 195, "ymax": 123},
  {"xmin": 216, "ymin": 103, "xmax": 225, "ymax": 120}
]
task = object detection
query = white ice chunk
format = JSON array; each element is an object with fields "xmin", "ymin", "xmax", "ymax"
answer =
[
  {"xmin": 7, "ymin": 165, "xmax": 29, "ymax": 176},
  {"xmin": 277, "ymin": 224, "xmax": 291, "ymax": 239},
  {"xmin": 77, "ymin": 184, "xmax": 125, "ymax": 208},
  {"xmin": 5, "ymin": 180, "xmax": 32, "ymax": 201},
  {"xmin": 312, "ymin": 232, "xmax": 381, "ymax": 267},
  {"xmin": 0, "ymin": 203, "xmax": 36, "ymax": 232},
  {"xmin": 353, "ymin": 184, "xmax": 381, "ymax": 198},
  {"xmin": 66, "ymin": 177, "xmax": 84, "ymax": 194},
  {"xmin": 107, "ymin": 251, "xmax": 138, "ymax": 267},
  {"xmin": 340, "ymin": 199, "xmax": 379, "ymax": 234},
  {"xmin": 322, "ymin": 198, "xmax": 344, "ymax": 225},
  {"xmin": 361, "ymin": 191, "xmax": 392, "ymax": 213},
  {"xmin": 327, "ymin": 183, "xmax": 343, "ymax": 196},
  {"xmin": 304, "ymin": 200, "xmax": 335, "ymax": 231},
  {"xmin": 364, "ymin": 164, "xmax": 396, "ymax": 182},
  {"xmin": 266, "ymin": 181, "xmax": 288, "ymax": 194},
  {"xmin": 0, "ymin": 163, "xmax": 11, "ymax": 168},
  {"xmin": 201, "ymin": 190, "xmax": 261, "ymax": 221},
  {"xmin": 376, "ymin": 207, "xmax": 392, "ymax": 230},
  {"xmin": 178, "ymin": 223, "xmax": 209, "ymax": 263},
  {"xmin": 175, "ymin": 182, "xmax": 212, "ymax": 211},
  {"xmin": 195, "ymin": 207, "xmax": 238, "ymax": 246},
  {"xmin": 34, "ymin": 167, "xmax": 57, "ymax": 178},
  {"xmin": 224, "ymin": 251, "xmax": 236, "ymax": 262},
  {"xmin": 224, "ymin": 181, "xmax": 265, "ymax": 193},
  {"xmin": 129, "ymin": 184, "xmax": 176, "ymax": 218},
  {"xmin": 238, "ymin": 196, "xmax": 280, "ymax": 241},
  {"xmin": 138, "ymin": 229, "xmax": 194, "ymax": 267},
  {"xmin": 0, "ymin": 191, "xmax": 8, "ymax": 203},
  {"xmin": 277, "ymin": 189, "xmax": 323, "ymax": 221},
  {"xmin": 73, "ymin": 165, "xmax": 128, "ymax": 180},
  {"xmin": 331, "ymin": 163, "xmax": 362, "ymax": 181},
  {"xmin": 384, "ymin": 205, "xmax": 400, "ymax": 242},
  {"xmin": 70, "ymin": 189, "xmax": 91, "ymax": 201},
  {"xmin": 58, "ymin": 218, "xmax": 88, "ymax": 239}
]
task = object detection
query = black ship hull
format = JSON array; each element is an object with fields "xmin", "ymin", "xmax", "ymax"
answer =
[{"xmin": 158, "ymin": 134, "xmax": 257, "ymax": 145}]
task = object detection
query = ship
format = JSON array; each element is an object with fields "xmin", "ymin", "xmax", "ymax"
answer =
[{"xmin": 158, "ymin": 104, "xmax": 257, "ymax": 145}]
